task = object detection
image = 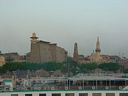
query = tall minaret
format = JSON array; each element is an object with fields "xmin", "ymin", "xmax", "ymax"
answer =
[
  {"xmin": 30, "ymin": 32, "xmax": 38, "ymax": 44},
  {"xmin": 73, "ymin": 42, "xmax": 79, "ymax": 62},
  {"xmin": 95, "ymin": 37, "xmax": 101, "ymax": 53},
  {"xmin": 30, "ymin": 32, "xmax": 39, "ymax": 63}
]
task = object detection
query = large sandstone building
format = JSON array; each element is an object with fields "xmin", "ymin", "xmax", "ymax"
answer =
[{"xmin": 29, "ymin": 33, "xmax": 67, "ymax": 63}]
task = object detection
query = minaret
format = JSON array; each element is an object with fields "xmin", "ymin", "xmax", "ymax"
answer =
[
  {"xmin": 30, "ymin": 32, "xmax": 38, "ymax": 44},
  {"xmin": 73, "ymin": 42, "xmax": 79, "ymax": 62},
  {"xmin": 30, "ymin": 32, "xmax": 39, "ymax": 63},
  {"xmin": 95, "ymin": 37, "xmax": 101, "ymax": 53}
]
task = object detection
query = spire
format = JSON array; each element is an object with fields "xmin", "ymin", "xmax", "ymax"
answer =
[
  {"xmin": 95, "ymin": 37, "xmax": 101, "ymax": 53},
  {"xmin": 73, "ymin": 42, "xmax": 79, "ymax": 62},
  {"xmin": 31, "ymin": 32, "xmax": 38, "ymax": 39},
  {"xmin": 30, "ymin": 32, "xmax": 38, "ymax": 43}
]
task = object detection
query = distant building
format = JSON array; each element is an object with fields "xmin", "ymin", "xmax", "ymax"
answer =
[
  {"xmin": 52, "ymin": 70, "xmax": 63, "ymax": 77},
  {"xmin": 29, "ymin": 33, "xmax": 67, "ymax": 63},
  {"xmin": 35, "ymin": 69, "xmax": 50, "ymax": 77},
  {"xmin": 3, "ymin": 52, "xmax": 26, "ymax": 62},
  {"xmin": 3, "ymin": 53, "xmax": 20, "ymax": 62},
  {"xmin": 89, "ymin": 37, "xmax": 103, "ymax": 64},
  {"xmin": 0, "ymin": 55, "xmax": 5, "ymax": 66},
  {"xmin": 73, "ymin": 37, "xmax": 122, "ymax": 64}
]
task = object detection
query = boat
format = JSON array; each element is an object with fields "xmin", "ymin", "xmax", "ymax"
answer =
[{"xmin": 0, "ymin": 73, "xmax": 128, "ymax": 96}]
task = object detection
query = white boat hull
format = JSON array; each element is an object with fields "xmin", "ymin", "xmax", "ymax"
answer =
[{"xmin": 0, "ymin": 90, "xmax": 128, "ymax": 96}]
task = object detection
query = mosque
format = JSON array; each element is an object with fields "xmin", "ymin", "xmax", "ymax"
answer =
[
  {"xmin": 73, "ymin": 37, "xmax": 121, "ymax": 64},
  {"xmin": 29, "ymin": 33, "xmax": 67, "ymax": 63}
]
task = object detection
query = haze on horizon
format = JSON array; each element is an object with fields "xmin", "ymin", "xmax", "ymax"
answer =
[{"xmin": 0, "ymin": 0, "xmax": 128, "ymax": 57}]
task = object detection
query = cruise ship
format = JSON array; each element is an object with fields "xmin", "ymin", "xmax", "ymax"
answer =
[{"xmin": 0, "ymin": 73, "xmax": 128, "ymax": 96}]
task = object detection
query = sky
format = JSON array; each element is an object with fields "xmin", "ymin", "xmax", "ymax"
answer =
[{"xmin": 0, "ymin": 0, "xmax": 128, "ymax": 57}]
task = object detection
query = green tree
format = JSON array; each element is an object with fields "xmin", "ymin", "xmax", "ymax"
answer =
[
  {"xmin": 41, "ymin": 62, "xmax": 63, "ymax": 71},
  {"xmin": 79, "ymin": 63, "xmax": 98, "ymax": 73},
  {"xmin": 98, "ymin": 62, "xmax": 121, "ymax": 72},
  {"xmin": 123, "ymin": 69, "xmax": 128, "ymax": 73},
  {"xmin": 66, "ymin": 57, "xmax": 80, "ymax": 76}
]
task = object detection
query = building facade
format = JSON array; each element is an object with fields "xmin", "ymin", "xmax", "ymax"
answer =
[
  {"xmin": 3, "ymin": 53, "xmax": 26, "ymax": 63},
  {"xmin": 0, "ymin": 55, "xmax": 5, "ymax": 66},
  {"xmin": 29, "ymin": 33, "xmax": 67, "ymax": 63}
]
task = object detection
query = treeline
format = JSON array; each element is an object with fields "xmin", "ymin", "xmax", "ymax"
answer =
[
  {"xmin": 78, "ymin": 62, "xmax": 122, "ymax": 73},
  {"xmin": 0, "ymin": 62, "xmax": 64, "ymax": 74},
  {"xmin": 0, "ymin": 58, "xmax": 126, "ymax": 74}
]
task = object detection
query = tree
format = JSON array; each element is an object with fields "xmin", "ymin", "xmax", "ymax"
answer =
[
  {"xmin": 98, "ymin": 62, "xmax": 121, "ymax": 72},
  {"xmin": 0, "ymin": 62, "xmax": 65, "ymax": 74},
  {"xmin": 123, "ymin": 69, "xmax": 128, "ymax": 73},
  {"xmin": 41, "ymin": 62, "xmax": 63, "ymax": 71},
  {"xmin": 79, "ymin": 63, "xmax": 98, "ymax": 73}
]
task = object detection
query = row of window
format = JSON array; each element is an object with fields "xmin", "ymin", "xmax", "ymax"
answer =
[{"xmin": 11, "ymin": 93, "xmax": 128, "ymax": 96}]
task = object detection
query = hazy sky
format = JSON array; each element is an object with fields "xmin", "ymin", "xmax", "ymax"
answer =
[{"xmin": 0, "ymin": 0, "xmax": 128, "ymax": 57}]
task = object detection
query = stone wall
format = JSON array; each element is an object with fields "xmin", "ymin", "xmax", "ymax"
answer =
[{"xmin": 30, "ymin": 40, "xmax": 67, "ymax": 63}]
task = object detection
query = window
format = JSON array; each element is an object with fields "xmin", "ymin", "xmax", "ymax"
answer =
[
  {"xmin": 79, "ymin": 93, "xmax": 88, "ymax": 96},
  {"xmin": 65, "ymin": 93, "xmax": 74, "ymax": 96},
  {"xmin": 92, "ymin": 93, "xmax": 101, "ymax": 96},
  {"xmin": 106, "ymin": 93, "xmax": 115, "ymax": 96},
  {"xmin": 52, "ymin": 93, "xmax": 61, "ymax": 96},
  {"xmin": 25, "ymin": 94, "xmax": 32, "ymax": 96},
  {"xmin": 120, "ymin": 93, "xmax": 128, "ymax": 96},
  {"xmin": 11, "ymin": 94, "xmax": 18, "ymax": 96},
  {"xmin": 39, "ymin": 94, "xmax": 46, "ymax": 96}
]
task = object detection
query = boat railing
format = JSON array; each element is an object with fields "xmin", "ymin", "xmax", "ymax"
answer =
[
  {"xmin": 76, "ymin": 73, "xmax": 128, "ymax": 78},
  {"xmin": 15, "ymin": 85, "xmax": 125, "ymax": 91}
]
